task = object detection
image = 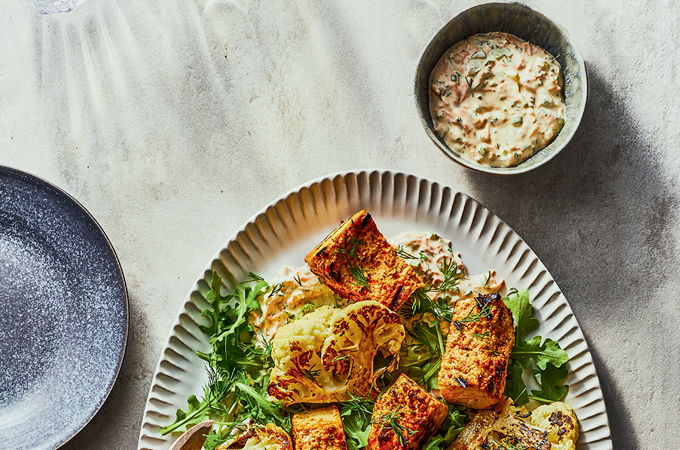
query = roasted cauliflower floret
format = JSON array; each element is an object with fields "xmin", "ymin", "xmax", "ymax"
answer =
[
  {"xmin": 305, "ymin": 210, "xmax": 424, "ymax": 310},
  {"xmin": 292, "ymin": 405, "xmax": 348, "ymax": 450},
  {"xmin": 218, "ymin": 423, "xmax": 293, "ymax": 449},
  {"xmin": 530, "ymin": 402, "xmax": 579, "ymax": 450},
  {"xmin": 451, "ymin": 399, "xmax": 578, "ymax": 450},
  {"xmin": 268, "ymin": 301, "xmax": 405, "ymax": 404}
]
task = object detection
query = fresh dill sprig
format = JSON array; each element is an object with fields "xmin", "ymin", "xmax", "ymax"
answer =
[
  {"xmin": 452, "ymin": 301, "xmax": 494, "ymax": 331},
  {"xmin": 340, "ymin": 394, "xmax": 374, "ymax": 416},
  {"xmin": 160, "ymin": 366, "xmax": 234, "ymax": 435},
  {"xmin": 335, "ymin": 237, "xmax": 364, "ymax": 258},
  {"xmin": 372, "ymin": 409, "xmax": 418, "ymax": 446},
  {"xmin": 396, "ymin": 245, "xmax": 418, "ymax": 260},
  {"xmin": 407, "ymin": 289, "xmax": 453, "ymax": 322},
  {"xmin": 435, "ymin": 259, "xmax": 463, "ymax": 292},
  {"xmin": 473, "ymin": 331, "xmax": 490, "ymax": 340},
  {"xmin": 302, "ymin": 366, "xmax": 321, "ymax": 384},
  {"xmin": 267, "ymin": 282, "xmax": 283, "ymax": 298},
  {"xmin": 293, "ymin": 274, "xmax": 302, "ymax": 286},
  {"xmin": 333, "ymin": 237, "xmax": 370, "ymax": 291},
  {"xmin": 245, "ymin": 272, "xmax": 265, "ymax": 283},
  {"xmin": 348, "ymin": 265, "xmax": 370, "ymax": 290}
]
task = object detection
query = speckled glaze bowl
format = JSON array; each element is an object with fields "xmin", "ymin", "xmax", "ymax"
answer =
[{"xmin": 414, "ymin": 2, "xmax": 587, "ymax": 175}]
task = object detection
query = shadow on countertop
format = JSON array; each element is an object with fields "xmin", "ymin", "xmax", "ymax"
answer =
[{"xmin": 462, "ymin": 68, "xmax": 679, "ymax": 448}]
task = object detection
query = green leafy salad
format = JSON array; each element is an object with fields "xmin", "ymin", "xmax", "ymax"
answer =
[{"xmin": 160, "ymin": 269, "xmax": 570, "ymax": 450}]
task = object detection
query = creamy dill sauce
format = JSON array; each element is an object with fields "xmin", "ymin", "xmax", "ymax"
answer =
[
  {"xmin": 429, "ymin": 32, "xmax": 565, "ymax": 167},
  {"xmin": 250, "ymin": 265, "xmax": 339, "ymax": 338}
]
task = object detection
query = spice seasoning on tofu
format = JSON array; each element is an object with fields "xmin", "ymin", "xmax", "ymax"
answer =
[
  {"xmin": 429, "ymin": 32, "xmax": 565, "ymax": 167},
  {"xmin": 438, "ymin": 293, "xmax": 515, "ymax": 409}
]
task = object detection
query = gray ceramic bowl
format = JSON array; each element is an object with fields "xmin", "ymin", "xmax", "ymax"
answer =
[{"xmin": 414, "ymin": 2, "xmax": 587, "ymax": 175}]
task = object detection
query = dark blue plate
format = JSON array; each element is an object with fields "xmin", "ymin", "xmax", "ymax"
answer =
[{"xmin": 0, "ymin": 166, "xmax": 128, "ymax": 449}]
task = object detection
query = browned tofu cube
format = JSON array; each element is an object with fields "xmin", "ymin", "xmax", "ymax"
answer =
[
  {"xmin": 305, "ymin": 210, "xmax": 423, "ymax": 310},
  {"xmin": 292, "ymin": 405, "xmax": 348, "ymax": 450},
  {"xmin": 439, "ymin": 293, "xmax": 515, "ymax": 409},
  {"xmin": 367, "ymin": 374, "xmax": 448, "ymax": 449}
]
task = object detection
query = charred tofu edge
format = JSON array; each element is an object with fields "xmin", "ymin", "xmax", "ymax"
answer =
[
  {"xmin": 305, "ymin": 210, "xmax": 423, "ymax": 310},
  {"xmin": 368, "ymin": 374, "xmax": 448, "ymax": 449}
]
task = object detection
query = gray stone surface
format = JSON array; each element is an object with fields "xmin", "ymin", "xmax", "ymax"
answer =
[{"xmin": 1, "ymin": 0, "xmax": 678, "ymax": 448}]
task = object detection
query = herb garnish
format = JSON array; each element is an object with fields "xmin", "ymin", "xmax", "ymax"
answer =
[
  {"xmin": 371, "ymin": 409, "xmax": 418, "ymax": 446},
  {"xmin": 302, "ymin": 366, "xmax": 321, "ymax": 384},
  {"xmin": 348, "ymin": 265, "xmax": 370, "ymax": 289},
  {"xmin": 335, "ymin": 237, "xmax": 370, "ymax": 290},
  {"xmin": 396, "ymin": 245, "xmax": 418, "ymax": 260},
  {"xmin": 161, "ymin": 272, "xmax": 289, "ymax": 436},
  {"xmin": 340, "ymin": 395, "xmax": 374, "ymax": 450},
  {"xmin": 335, "ymin": 237, "xmax": 363, "ymax": 259},
  {"xmin": 267, "ymin": 282, "xmax": 283, "ymax": 298},
  {"xmin": 451, "ymin": 296, "xmax": 495, "ymax": 332}
]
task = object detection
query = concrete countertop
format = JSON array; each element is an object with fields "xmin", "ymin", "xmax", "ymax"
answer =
[{"xmin": 2, "ymin": 0, "xmax": 678, "ymax": 448}]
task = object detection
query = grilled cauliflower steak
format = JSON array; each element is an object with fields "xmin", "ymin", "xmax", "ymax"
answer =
[
  {"xmin": 439, "ymin": 293, "xmax": 514, "ymax": 409},
  {"xmin": 451, "ymin": 399, "xmax": 578, "ymax": 450},
  {"xmin": 268, "ymin": 300, "xmax": 405, "ymax": 404},
  {"xmin": 292, "ymin": 405, "xmax": 348, "ymax": 450},
  {"xmin": 368, "ymin": 374, "xmax": 448, "ymax": 449},
  {"xmin": 305, "ymin": 210, "xmax": 424, "ymax": 310},
  {"xmin": 219, "ymin": 424, "xmax": 293, "ymax": 449}
]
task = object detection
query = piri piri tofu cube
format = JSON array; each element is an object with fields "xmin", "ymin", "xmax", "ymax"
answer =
[
  {"xmin": 367, "ymin": 374, "xmax": 448, "ymax": 449},
  {"xmin": 305, "ymin": 210, "xmax": 423, "ymax": 310},
  {"xmin": 439, "ymin": 293, "xmax": 514, "ymax": 409},
  {"xmin": 292, "ymin": 405, "xmax": 348, "ymax": 450}
]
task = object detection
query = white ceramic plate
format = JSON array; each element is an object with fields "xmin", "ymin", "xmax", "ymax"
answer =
[{"xmin": 137, "ymin": 170, "xmax": 612, "ymax": 449}]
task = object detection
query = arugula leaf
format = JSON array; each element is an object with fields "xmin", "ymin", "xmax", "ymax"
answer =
[
  {"xmin": 340, "ymin": 395, "xmax": 374, "ymax": 450},
  {"xmin": 203, "ymin": 430, "xmax": 228, "ymax": 450},
  {"xmin": 161, "ymin": 395, "xmax": 205, "ymax": 435},
  {"xmin": 504, "ymin": 361, "xmax": 529, "ymax": 405},
  {"xmin": 503, "ymin": 289, "xmax": 570, "ymax": 406},
  {"xmin": 233, "ymin": 372, "xmax": 290, "ymax": 431},
  {"xmin": 423, "ymin": 436, "xmax": 445, "ymax": 450},
  {"xmin": 503, "ymin": 289, "xmax": 538, "ymax": 342},
  {"xmin": 422, "ymin": 404, "xmax": 469, "ymax": 449},
  {"xmin": 530, "ymin": 363, "xmax": 569, "ymax": 403},
  {"xmin": 162, "ymin": 272, "xmax": 280, "ymax": 436},
  {"xmin": 512, "ymin": 336, "xmax": 569, "ymax": 370}
]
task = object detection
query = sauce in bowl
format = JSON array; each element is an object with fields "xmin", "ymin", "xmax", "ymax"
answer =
[{"xmin": 429, "ymin": 32, "xmax": 565, "ymax": 167}]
